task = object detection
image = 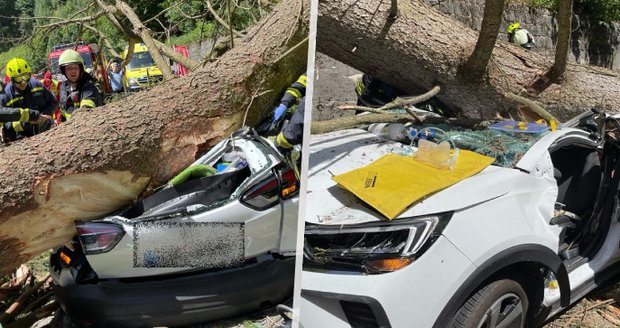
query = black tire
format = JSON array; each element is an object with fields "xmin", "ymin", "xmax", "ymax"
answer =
[
  {"xmin": 451, "ymin": 278, "xmax": 529, "ymax": 328},
  {"xmin": 49, "ymin": 308, "xmax": 80, "ymax": 328}
]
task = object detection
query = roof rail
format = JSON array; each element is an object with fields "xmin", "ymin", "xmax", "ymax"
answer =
[{"xmin": 52, "ymin": 41, "xmax": 85, "ymax": 51}]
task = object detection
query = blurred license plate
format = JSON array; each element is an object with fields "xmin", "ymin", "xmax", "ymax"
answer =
[{"xmin": 133, "ymin": 222, "xmax": 245, "ymax": 268}]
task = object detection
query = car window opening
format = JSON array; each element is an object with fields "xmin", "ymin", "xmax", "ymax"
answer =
[
  {"xmin": 550, "ymin": 142, "xmax": 620, "ymax": 263},
  {"xmin": 122, "ymin": 148, "xmax": 252, "ymax": 219}
]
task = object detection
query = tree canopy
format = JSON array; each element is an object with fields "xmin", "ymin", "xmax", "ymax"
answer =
[{"xmin": 0, "ymin": 0, "xmax": 275, "ymax": 72}]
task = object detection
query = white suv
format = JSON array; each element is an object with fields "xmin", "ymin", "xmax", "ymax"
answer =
[
  {"xmin": 301, "ymin": 110, "xmax": 620, "ymax": 328},
  {"xmin": 50, "ymin": 128, "xmax": 299, "ymax": 327}
]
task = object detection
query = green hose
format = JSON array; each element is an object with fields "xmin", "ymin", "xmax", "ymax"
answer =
[{"xmin": 168, "ymin": 164, "xmax": 217, "ymax": 186}]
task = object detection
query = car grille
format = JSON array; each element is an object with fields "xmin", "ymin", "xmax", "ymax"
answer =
[
  {"xmin": 137, "ymin": 75, "xmax": 163, "ymax": 84},
  {"xmin": 340, "ymin": 300, "xmax": 382, "ymax": 328}
]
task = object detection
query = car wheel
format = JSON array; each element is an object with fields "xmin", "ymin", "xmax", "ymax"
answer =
[
  {"xmin": 49, "ymin": 309, "xmax": 79, "ymax": 328},
  {"xmin": 451, "ymin": 278, "xmax": 529, "ymax": 328}
]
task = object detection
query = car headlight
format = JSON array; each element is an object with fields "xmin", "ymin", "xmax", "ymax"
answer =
[
  {"xmin": 128, "ymin": 78, "xmax": 139, "ymax": 86},
  {"xmin": 304, "ymin": 212, "xmax": 452, "ymax": 274}
]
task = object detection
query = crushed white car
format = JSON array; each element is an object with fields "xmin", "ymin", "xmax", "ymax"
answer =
[
  {"xmin": 301, "ymin": 110, "xmax": 620, "ymax": 328},
  {"xmin": 51, "ymin": 128, "xmax": 299, "ymax": 327}
]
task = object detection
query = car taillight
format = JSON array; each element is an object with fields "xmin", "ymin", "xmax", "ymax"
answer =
[
  {"xmin": 59, "ymin": 250, "xmax": 72, "ymax": 265},
  {"xmin": 241, "ymin": 169, "xmax": 298, "ymax": 210},
  {"xmin": 76, "ymin": 222, "xmax": 125, "ymax": 254}
]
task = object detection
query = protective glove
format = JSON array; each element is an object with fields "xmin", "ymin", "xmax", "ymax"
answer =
[{"xmin": 271, "ymin": 104, "xmax": 288, "ymax": 123}]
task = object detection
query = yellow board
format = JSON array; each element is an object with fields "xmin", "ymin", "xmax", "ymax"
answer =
[{"xmin": 332, "ymin": 150, "xmax": 495, "ymax": 219}]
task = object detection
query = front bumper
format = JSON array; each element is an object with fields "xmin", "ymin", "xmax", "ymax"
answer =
[
  {"xmin": 300, "ymin": 236, "xmax": 475, "ymax": 328},
  {"xmin": 51, "ymin": 255, "xmax": 294, "ymax": 328}
]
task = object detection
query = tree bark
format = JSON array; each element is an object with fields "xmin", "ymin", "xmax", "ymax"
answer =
[
  {"xmin": 0, "ymin": 0, "xmax": 309, "ymax": 276},
  {"xmin": 546, "ymin": 0, "xmax": 573, "ymax": 81},
  {"xmin": 317, "ymin": 0, "xmax": 620, "ymax": 121},
  {"xmin": 461, "ymin": 0, "xmax": 506, "ymax": 80}
]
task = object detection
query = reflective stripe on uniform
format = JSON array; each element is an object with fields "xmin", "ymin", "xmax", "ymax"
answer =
[
  {"xmin": 80, "ymin": 99, "xmax": 96, "ymax": 108},
  {"xmin": 356, "ymin": 79, "xmax": 364, "ymax": 96},
  {"xmin": 31, "ymin": 87, "xmax": 43, "ymax": 93},
  {"xmin": 61, "ymin": 109, "xmax": 73, "ymax": 120},
  {"xmin": 276, "ymin": 132, "xmax": 293, "ymax": 149},
  {"xmin": 19, "ymin": 108, "xmax": 30, "ymax": 122},
  {"xmin": 297, "ymin": 75, "xmax": 308, "ymax": 87},
  {"xmin": 12, "ymin": 121, "xmax": 23, "ymax": 133},
  {"xmin": 286, "ymin": 88, "xmax": 302, "ymax": 100},
  {"xmin": 6, "ymin": 96, "xmax": 23, "ymax": 107}
]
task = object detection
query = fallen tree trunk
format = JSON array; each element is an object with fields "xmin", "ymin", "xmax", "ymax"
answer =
[
  {"xmin": 317, "ymin": 0, "xmax": 620, "ymax": 120},
  {"xmin": 0, "ymin": 0, "xmax": 309, "ymax": 276}
]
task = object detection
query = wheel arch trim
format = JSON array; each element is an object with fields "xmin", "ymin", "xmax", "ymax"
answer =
[{"xmin": 432, "ymin": 243, "xmax": 569, "ymax": 328}]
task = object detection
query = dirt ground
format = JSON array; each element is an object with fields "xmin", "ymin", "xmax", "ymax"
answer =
[
  {"xmin": 543, "ymin": 284, "xmax": 620, "ymax": 327},
  {"xmin": 311, "ymin": 52, "xmax": 359, "ymax": 122}
]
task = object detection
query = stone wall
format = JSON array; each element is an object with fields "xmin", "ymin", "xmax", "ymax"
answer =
[{"xmin": 425, "ymin": 0, "xmax": 620, "ymax": 70}]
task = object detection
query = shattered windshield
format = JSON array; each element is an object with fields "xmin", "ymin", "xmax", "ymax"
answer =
[
  {"xmin": 391, "ymin": 123, "xmax": 547, "ymax": 168},
  {"xmin": 434, "ymin": 127, "xmax": 546, "ymax": 167},
  {"xmin": 127, "ymin": 52, "xmax": 156, "ymax": 70}
]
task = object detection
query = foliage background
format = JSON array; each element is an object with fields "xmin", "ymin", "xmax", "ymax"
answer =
[{"xmin": 0, "ymin": 0, "xmax": 273, "ymax": 72}]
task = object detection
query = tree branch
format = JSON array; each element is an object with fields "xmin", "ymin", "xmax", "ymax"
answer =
[
  {"xmin": 206, "ymin": 0, "xmax": 244, "ymax": 37},
  {"xmin": 152, "ymin": 39, "xmax": 199, "ymax": 69},
  {"xmin": 94, "ymin": 0, "xmax": 139, "ymax": 40},
  {"xmin": 143, "ymin": 1, "xmax": 182, "ymax": 24},
  {"xmin": 546, "ymin": 0, "xmax": 573, "ymax": 81},
  {"xmin": 272, "ymin": 36, "xmax": 308, "ymax": 64},
  {"xmin": 32, "ymin": 11, "xmax": 104, "ymax": 30},
  {"xmin": 312, "ymin": 113, "xmax": 489, "ymax": 134},
  {"xmin": 378, "ymin": 85, "xmax": 441, "ymax": 111},
  {"xmin": 0, "ymin": 275, "xmax": 50, "ymax": 325},
  {"xmin": 228, "ymin": 0, "xmax": 235, "ymax": 48},
  {"xmin": 338, "ymin": 85, "xmax": 440, "ymax": 122},
  {"xmin": 389, "ymin": 0, "xmax": 398, "ymax": 18},
  {"xmin": 505, "ymin": 93, "xmax": 559, "ymax": 122},
  {"xmin": 115, "ymin": 0, "xmax": 175, "ymax": 80},
  {"xmin": 460, "ymin": 0, "xmax": 506, "ymax": 80},
  {"xmin": 83, "ymin": 24, "xmax": 122, "ymax": 59}
]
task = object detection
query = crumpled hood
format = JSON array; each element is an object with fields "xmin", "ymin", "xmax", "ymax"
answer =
[{"xmin": 306, "ymin": 129, "xmax": 519, "ymax": 225}]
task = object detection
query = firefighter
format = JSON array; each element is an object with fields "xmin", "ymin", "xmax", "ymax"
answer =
[
  {"xmin": 0, "ymin": 107, "xmax": 46, "ymax": 126},
  {"xmin": 258, "ymin": 72, "xmax": 307, "ymax": 136},
  {"xmin": 42, "ymin": 71, "xmax": 60, "ymax": 98},
  {"xmin": 1, "ymin": 57, "xmax": 56, "ymax": 142},
  {"xmin": 58, "ymin": 49, "xmax": 102, "ymax": 121},
  {"xmin": 355, "ymin": 74, "xmax": 449, "ymax": 115},
  {"xmin": 275, "ymin": 96, "xmax": 305, "ymax": 151},
  {"xmin": 507, "ymin": 22, "xmax": 535, "ymax": 49},
  {"xmin": 42, "ymin": 71, "xmax": 62, "ymax": 125},
  {"xmin": 356, "ymin": 74, "xmax": 409, "ymax": 108}
]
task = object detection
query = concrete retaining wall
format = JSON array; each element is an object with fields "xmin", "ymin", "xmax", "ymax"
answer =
[{"xmin": 425, "ymin": 0, "xmax": 620, "ymax": 69}]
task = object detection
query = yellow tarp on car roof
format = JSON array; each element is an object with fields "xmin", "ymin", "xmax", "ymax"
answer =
[{"xmin": 332, "ymin": 150, "xmax": 495, "ymax": 219}]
